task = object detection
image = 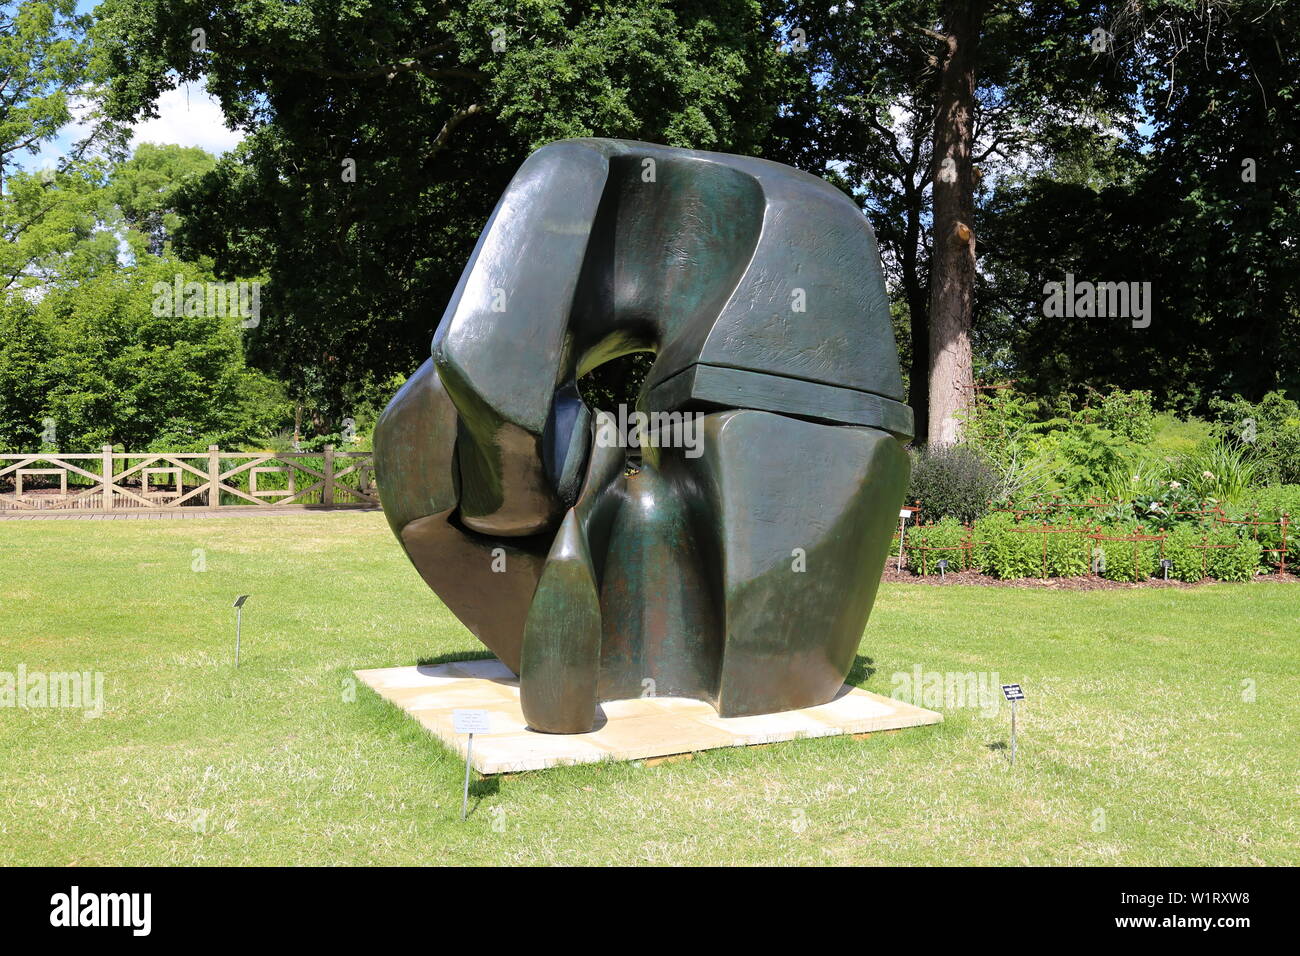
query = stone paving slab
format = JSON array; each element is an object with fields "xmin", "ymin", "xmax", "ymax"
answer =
[{"xmin": 357, "ymin": 658, "xmax": 943, "ymax": 774}]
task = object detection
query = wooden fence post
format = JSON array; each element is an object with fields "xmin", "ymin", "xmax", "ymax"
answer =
[
  {"xmin": 323, "ymin": 444, "xmax": 335, "ymax": 506},
  {"xmin": 208, "ymin": 444, "xmax": 220, "ymax": 509},
  {"xmin": 101, "ymin": 445, "xmax": 114, "ymax": 510}
]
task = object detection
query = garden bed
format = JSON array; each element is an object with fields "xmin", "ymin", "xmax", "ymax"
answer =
[{"xmin": 881, "ymin": 560, "xmax": 1299, "ymax": 590}]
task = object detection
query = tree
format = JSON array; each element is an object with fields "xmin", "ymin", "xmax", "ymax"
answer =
[
  {"xmin": 1, "ymin": 0, "xmax": 126, "ymax": 288},
  {"xmin": 768, "ymin": 1, "xmax": 1142, "ymax": 444},
  {"xmin": 1, "ymin": 161, "xmax": 119, "ymax": 289},
  {"xmin": 93, "ymin": 0, "xmax": 799, "ymax": 424},
  {"xmin": 976, "ymin": 0, "xmax": 1299, "ymax": 413},
  {"xmin": 0, "ymin": 0, "xmax": 88, "ymax": 189},
  {"xmin": 0, "ymin": 254, "xmax": 288, "ymax": 450},
  {"xmin": 1122, "ymin": 0, "xmax": 1299, "ymax": 404},
  {"xmin": 109, "ymin": 141, "xmax": 217, "ymax": 256},
  {"xmin": 924, "ymin": 0, "xmax": 984, "ymax": 446}
]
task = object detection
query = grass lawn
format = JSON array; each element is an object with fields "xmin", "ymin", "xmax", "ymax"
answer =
[{"xmin": 1, "ymin": 512, "xmax": 1294, "ymax": 866}]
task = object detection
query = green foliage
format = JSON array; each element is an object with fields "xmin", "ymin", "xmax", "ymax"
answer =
[
  {"xmin": 1155, "ymin": 521, "xmax": 1265, "ymax": 583},
  {"xmin": 1161, "ymin": 525, "xmax": 1209, "ymax": 583},
  {"xmin": 1, "ymin": 161, "xmax": 123, "ymax": 288},
  {"xmin": 959, "ymin": 388, "xmax": 1048, "ymax": 458},
  {"xmin": 1205, "ymin": 526, "xmax": 1262, "ymax": 583},
  {"xmin": 1092, "ymin": 388, "xmax": 1155, "ymax": 444},
  {"xmin": 1242, "ymin": 484, "xmax": 1300, "ymax": 521},
  {"xmin": 977, "ymin": 0, "xmax": 1300, "ymax": 413},
  {"xmin": 958, "ymin": 390, "xmax": 1055, "ymax": 502},
  {"xmin": 1127, "ymin": 474, "xmax": 1208, "ymax": 531},
  {"xmin": 1158, "ymin": 522, "xmax": 1264, "ymax": 584},
  {"xmin": 93, "ymin": 0, "xmax": 800, "ymax": 418},
  {"xmin": 0, "ymin": 1, "xmax": 96, "ymax": 174},
  {"xmin": 1149, "ymin": 412, "xmax": 1212, "ymax": 457},
  {"xmin": 108, "ymin": 142, "xmax": 217, "ymax": 256},
  {"xmin": 964, "ymin": 509, "xmax": 1273, "ymax": 583},
  {"xmin": 1044, "ymin": 527, "xmax": 1091, "ymax": 577},
  {"xmin": 907, "ymin": 444, "xmax": 999, "ymax": 523},
  {"xmin": 0, "ymin": 257, "xmax": 289, "ymax": 450},
  {"xmin": 1096, "ymin": 524, "xmax": 1158, "ymax": 583},
  {"xmin": 1175, "ymin": 440, "xmax": 1258, "ymax": 505},
  {"xmin": 903, "ymin": 517, "xmax": 971, "ymax": 575},
  {"xmin": 1044, "ymin": 422, "xmax": 1138, "ymax": 500},
  {"xmin": 970, "ymin": 511, "xmax": 1091, "ymax": 580},
  {"xmin": 965, "ymin": 386, "xmax": 1289, "ymax": 525},
  {"xmin": 1221, "ymin": 486, "xmax": 1300, "ymax": 570},
  {"xmin": 963, "ymin": 387, "xmax": 1168, "ymax": 503},
  {"xmin": 2, "ymin": 1, "xmax": 127, "ymax": 287},
  {"xmin": 1209, "ymin": 392, "xmax": 1300, "ymax": 486},
  {"xmin": 972, "ymin": 512, "xmax": 1039, "ymax": 580}
]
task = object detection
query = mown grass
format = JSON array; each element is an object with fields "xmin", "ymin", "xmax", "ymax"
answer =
[{"xmin": 0, "ymin": 512, "xmax": 1294, "ymax": 865}]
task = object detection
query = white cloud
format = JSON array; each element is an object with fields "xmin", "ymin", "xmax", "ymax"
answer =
[
  {"xmin": 128, "ymin": 82, "xmax": 244, "ymax": 156},
  {"xmin": 12, "ymin": 81, "xmax": 243, "ymax": 175}
]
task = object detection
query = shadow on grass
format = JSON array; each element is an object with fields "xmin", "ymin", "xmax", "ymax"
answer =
[
  {"xmin": 416, "ymin": 649, "xmax": 497, "ymax": 668},
  {"xmin": 846, "ymin": 655, "xmax": 876, "ymax": 687},
  {"xmin": 465, "ymin": 774, "xmax": 501, "ymax": 819}
]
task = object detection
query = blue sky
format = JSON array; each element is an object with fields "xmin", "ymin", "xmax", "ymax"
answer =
[{"xmin": 16, "ymin": 0, "xmax": 245, "ymax": 172}]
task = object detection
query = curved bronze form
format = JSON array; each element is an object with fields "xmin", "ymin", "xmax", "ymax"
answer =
[{"xmin": 374, "ymin": 138, "xmax": 911, "ymax": 733}]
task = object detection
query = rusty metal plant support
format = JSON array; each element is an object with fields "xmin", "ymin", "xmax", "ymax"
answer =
[
  {"xmin": 1009, "ymin": 521, "xmax": 1094, "ymax": 578},
  {"xmin": 990, "ymin": 494, "xmax": 1120, "ymax": 522},
  {"xmin": 1214, "ymin": 511, "xmax": 1290, "ymax": 574},
  {"xmin": 1085, "ymin": 526, "xmax": 1168, "ymax": 576},
  {"xmin": 907, "ymin": 522, "xmax": 983, "ymax": 576}
]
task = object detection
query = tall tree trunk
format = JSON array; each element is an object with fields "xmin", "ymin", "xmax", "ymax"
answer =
[
  {"xmin": 901, "ymin": 199, "xmax": 929, "ymax": 443},
  {"xmin": 926, "ymin": 0, "xmax": 984, "ymax": 446}
]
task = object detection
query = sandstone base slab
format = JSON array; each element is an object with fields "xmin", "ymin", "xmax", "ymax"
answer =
[{"xmin": 356, "ymin": 658, "xmax": 943, "ymax": 774}]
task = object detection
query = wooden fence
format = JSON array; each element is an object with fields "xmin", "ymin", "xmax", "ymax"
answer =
[{"xmin": 0, "ymin": 446, "xmax": 377, "ymax": 513}]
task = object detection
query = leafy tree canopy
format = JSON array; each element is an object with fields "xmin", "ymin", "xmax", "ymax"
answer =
[{"xmin": 93, "ymin": 0, "xmax": 804, "ymax": 420}]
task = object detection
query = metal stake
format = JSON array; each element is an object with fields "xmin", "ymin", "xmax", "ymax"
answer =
[
  {"xmin": 232, "ymin": 594, "xmax": 249, "ymax": 667},
  {"xmin": 461, "ymin": 733, "xmax": 474, "ymax": 821},
  {"xmin": 1010, "ymin": 699, "xmax": 1018, "ymax": 767}
]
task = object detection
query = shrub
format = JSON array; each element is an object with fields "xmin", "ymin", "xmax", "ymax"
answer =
[
  {"xmin": 904, "ymin": 517, "xmax": 973, "ymax": 575},
  {"xmin": 1206, "ymin": 526, "xmax": 1262, "ymax": 582},
  {"xmin": 1237, "ymin": 485, "xmax": 1300, "ymax": 569},
  {"xmin": 1162, "ymin": 525, "xmax": 1210, "ymax": 582},
  {"xmin": 1094, "ymin": 388, "xmax": 1156, "ymax": 444},
  {"xmin": 1208, "ymin": 391, "xmax": 1300, "ymax": 485},
  {"xmin": 975, "ymin": 519, "xmax": 1091, "ymax": 578},
  {"xmin": 908, "ymin": 444, "xmax": 1000, "ymax": 523},
  {"xmin": 1093, "ymin": 459, "xmax": 1170, "ymax": 513},
  {"xmin": 1176, "ymin": 440, "xmax": 1258, "ymax": 505},
  {"xmin": 1247, "ymin": 484, "xmax": 1300, "ymax": 518},
  {"xmin": 973, "ymin": 512, "xmax": 1041, "ymax": 579},
  {"xmin": 1045, "ymin": 526, "xmax": 1092, "ymax": 576},
  {"xmin": 1095, "ymin": 524, "xmax": 1159, "ymax": 582},
  {"xmin": 1038, "ymin": 423, "xmax": 1130, "ymax": 500}
]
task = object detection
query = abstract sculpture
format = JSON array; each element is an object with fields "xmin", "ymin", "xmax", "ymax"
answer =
[{"xmin": 373, "ymin": 138, "xmax": 912, "ymax": 733}]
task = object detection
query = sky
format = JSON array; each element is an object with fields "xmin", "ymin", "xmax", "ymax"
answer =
[{"xmin": 16, "ymin": 0, "xmax": 245, "ymax": 172}]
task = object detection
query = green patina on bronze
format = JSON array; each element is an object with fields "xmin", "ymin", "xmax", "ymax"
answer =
[{"xmin": 373, "ymin": 138, "xmax": 911, "ymax": 734}]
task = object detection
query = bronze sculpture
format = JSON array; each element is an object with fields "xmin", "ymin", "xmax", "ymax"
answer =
[{"xmin": 374, "ymin": 138, "xmax": 912, "ymax": 733}]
